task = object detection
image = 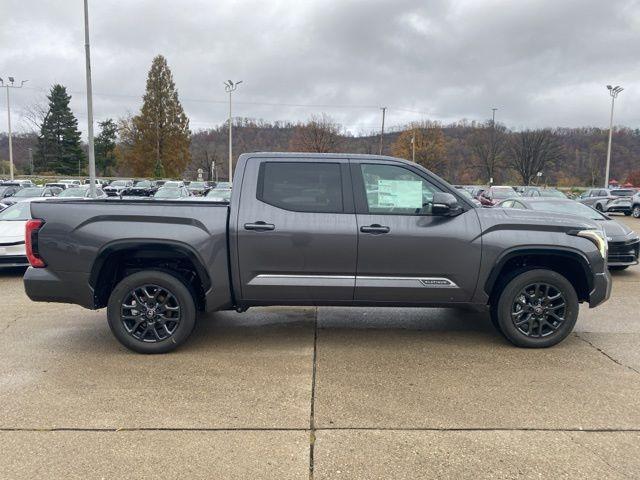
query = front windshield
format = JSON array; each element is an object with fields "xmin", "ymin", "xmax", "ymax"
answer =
[
  {"xmin": 58, "ymin": 188, "xmax": 86, "ymax": 197},
  {"xmin": 164, "ymin": 181, "xmax": 181, "ymax": 188},
  {"xmin": 492, "ymin": 188, "xmax": 517, "ymax": 199},
  {"xmin": 110, "ymin": 181, "xmax": 128, "ymax": 187},
  {"xmin": 529, "ymin": 200, "xmax": 605, "ymax": 220},
  {"xmin": 189, "ymin": 182, "xmax": 206, "ymax": 188},
  {"xmin": 135, "ymin": 181, "xmax": 152, "ymax": 187},
  {"xmin": 14, "ymin": 187, "xmax": 43, "ymax": 197},
  {"xmin": 0, "ymin": 201, "xmax": 32, "ymax": 221},
  {"xmin": 154, "ymin": 188, "xmax": 182, "ymax": 198}
]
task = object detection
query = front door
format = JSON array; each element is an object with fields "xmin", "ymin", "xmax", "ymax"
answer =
[
  {"xmin": 351, "ymin": 160, "xmax": 482, "ymax": 304},
  {"xmin": 237, "ymin": 157, "xmax": 357, "ymax": 304}
]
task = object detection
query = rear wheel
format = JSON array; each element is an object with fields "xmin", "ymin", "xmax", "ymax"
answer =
[
  {"xmin": 107, "ymin": 271, "xmax": 197, "ymax": 354},
  {"xmin": 494, "ymin": 269, "xmax": 578, "ymax": 348}
]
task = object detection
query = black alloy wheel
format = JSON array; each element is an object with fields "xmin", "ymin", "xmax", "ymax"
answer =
[
  {"xmin": 511, "ymin": 282, "xmax": 566, "ymax": 338},
  {"xmin": 107, "ymin": 270, "xmax": 197, "ymax": 354},
  {"xmin": 121, "ymin": 284, "xmax": 181, "ymax": 342}
]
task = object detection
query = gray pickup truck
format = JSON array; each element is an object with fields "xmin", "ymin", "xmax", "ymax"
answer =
[{"xmin": 24, "ymin": 153, "xmax": 611, "ymax": 353}]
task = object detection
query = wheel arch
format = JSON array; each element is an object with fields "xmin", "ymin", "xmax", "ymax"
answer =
[
  {"xmin": 90, "ymin": 240, "xmax": 212, "ymax": 310},
  {"xmin": 485, "ymin": 247, "xmax": 593, "ymax": 304}
]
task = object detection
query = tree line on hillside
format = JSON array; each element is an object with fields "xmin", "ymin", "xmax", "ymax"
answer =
[{"xmin": 2, "ymin": 53, "xmax": 639, "ymax": 187}]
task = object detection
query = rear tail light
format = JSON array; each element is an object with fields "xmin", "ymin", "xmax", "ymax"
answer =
[{"xmin": 25, "ymin": 219, "xmax": 46, "ymax": 268}]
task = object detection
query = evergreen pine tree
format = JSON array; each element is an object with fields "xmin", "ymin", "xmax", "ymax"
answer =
[
  {"xmin": 129, "ymin": 55, "xmax": 191, "ymax": 177},
  {"xmin": 95, "ymin": 119, "xmax": 118, "ymax": 176},
  {"xmin": 36, "ymin": 84, "xmax": 85, "ymax": 174}
]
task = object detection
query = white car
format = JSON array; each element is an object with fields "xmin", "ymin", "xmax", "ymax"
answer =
[{"xmin": 0, "ymin": 200, "xmax": 31, "ymax": 268}]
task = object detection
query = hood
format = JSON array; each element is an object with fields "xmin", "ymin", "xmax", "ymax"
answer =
[
  {"xmin": 0, "ymin": 220, "xmax": 27, "ymax": 244},
  {"xmin": 602, "ymin": 218, "xmax": 637, "ymax": 242},
  {"xmin": 476, "ymin": 207, "xmax": 599, "ymax": 233}
]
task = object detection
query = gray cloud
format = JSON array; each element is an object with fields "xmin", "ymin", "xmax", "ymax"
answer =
[{"xmin": 1, "ymin": 0, "xmax": 639, "ymax": 138}]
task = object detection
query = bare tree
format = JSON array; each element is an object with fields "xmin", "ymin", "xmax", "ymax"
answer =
[
  {"xmin": 509, "ymin": 129, "xmax": 564, "ymax": 185},
  {"xmin": 289, "ymin": 113, "xmax": 340, "ymax": 153},
  {"xmin": 21, "ymin": 101, "xmax": 49, "ymax": 132},
  {"xmin": 469, "ymin": 121, "xmax": 508, "ymax": 183}
]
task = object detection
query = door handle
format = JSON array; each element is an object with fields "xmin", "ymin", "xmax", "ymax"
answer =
[
  {"xmin": 244, "ymin": 221, "xmax": 275, "ymax": 231},
  {"xmin": 360, "ymin": 224, "xmax": 390, "ymax": 234}
]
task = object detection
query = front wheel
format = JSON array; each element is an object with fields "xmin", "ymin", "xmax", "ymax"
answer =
[
  {"xmin": 107, "ymin": 270, "xmax": 197, "ymax": 354},
  {"xmin": 632, "ymin": 205, "xmax": 640, "ymax": 218},
  {"xmin": 493, "ymin": 269, "xmax": 578, "ymax": 348},
  {"xmin": 595, "ymin": 203, "xmax": 604, "ymax": 212}
]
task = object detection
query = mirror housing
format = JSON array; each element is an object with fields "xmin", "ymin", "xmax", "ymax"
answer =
[{"xmin": 432, "ymin": 192, "xmax": 461, "ymax": 216}]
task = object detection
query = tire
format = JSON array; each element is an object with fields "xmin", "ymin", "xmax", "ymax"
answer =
[
  {"xmin": 107, "ymin": 270, "xmax": 197, "ymax": 354},
  {"xmin": 633, "ymin": 206, "xmax": 640, "ymax": 218},
  {"xmin": 609, "ymin": 265, "xmax": 629, "ymax": 271},
  {"xmin": 494, "ymin": 269, "xmax": 578, "ymax": 348},
  {"xmin": 624, "ymin": 212, "xmax": 631, "ymax": 216},
  {"xmin": 595, "ymin": 203, "xmax": 604, "ymax": 212}
]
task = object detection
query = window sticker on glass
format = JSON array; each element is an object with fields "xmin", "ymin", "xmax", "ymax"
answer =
[{"xmin": 377, "ymin": 180, "xmax": 423, "ymax": 209}]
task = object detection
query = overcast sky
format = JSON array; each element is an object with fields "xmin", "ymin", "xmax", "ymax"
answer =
[{"xmin": 1, "ymin": 0, "xmax": 639, "ymax": 138}]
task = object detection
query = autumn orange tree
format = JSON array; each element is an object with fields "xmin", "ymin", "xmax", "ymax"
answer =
[
  {"xmin": 391, "ymin": 121, "xmax": 447, "ymax": 174},
  {"xmin": 119, "ymin": 55, "xmax": 191, "ymax": 178}
]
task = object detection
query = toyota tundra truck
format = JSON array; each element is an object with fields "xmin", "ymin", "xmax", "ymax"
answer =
[{"xmin": 23, "ymin": 153, "xmax": 611, "ymax": 353}]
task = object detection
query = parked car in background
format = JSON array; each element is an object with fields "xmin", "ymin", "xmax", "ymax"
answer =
[
  {"xmin": 205, "ymin": 188, "xmax": 232, "ymax": 202},
  {"xmin": 478, "ymin": 186, "xmax": 519, "ymax": 207},
  {"xmin": 187, "ymin": 181, "xmax": 210, "ymax": 196},
  {"xmin": 521, "ymin": 187, "xmax": 567, "ymax": 198},
  {"xmin": 0, "ymin": 200, "xmax": 32, "ymax": 268},
  {"xmin": 497, "ymin": 197, "xmax": 639, "ymax": 270},
  {"xmin": 121, "ymin": 180, "xmax": 158, "ymax": 197},
  {"xmin": 2, "ymin": 179, "xmax": 34, "ymax": 188},
  {"xmin": 162, "ymin": 180, "xmax": 185, "ymax": 188},
  {"xmin": 44, "ymin": 182, "xmax": 70, "ymax": 190},
  {"xmin": 0, "ymin": 184, "xmax": 23, "ymax": 201},
  {"xmin": 577, "ymin": 188, "xmax": 635, "ymax": 213},
  {"xmin": 59, "ymin": 179, "xmax": 83, "ymax": 187},
  {"xmin": 104, "ymin": 180, "xmax": 134, "ymax": 197},
  {"xmin": 212, "ymin": 181, "xmax": 231, "ymax": 190},
  {"xmin": 57, "ymin": 187, "xmax": 107, "ymax": 199},
  {"xmin": 153, "ymin": 186, "xmax": 191, "ymax": 199},
  {"xmin": 0, "ymin": 186, "xmax": 62, "ymax": 208},
  {"xmin": 455, "ymin": 187, "xmax": 481, "ymax": 207}
]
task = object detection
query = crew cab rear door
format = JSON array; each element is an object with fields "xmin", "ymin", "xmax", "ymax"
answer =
[
  {"xmin": 236, "ymin": 157, "xmax": 357, "ymax": 304},
  {"xmin": 351, "ymin": 159, "xmax": 482, "ymax": 304}
]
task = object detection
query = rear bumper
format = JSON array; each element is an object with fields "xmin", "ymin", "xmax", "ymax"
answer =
[
  {"xmin": 23, "ymin": 267, "xmax": 95, "ymax": 309},
  {"xmin": 589, "ymin": 270, "xmax": 612, "ymax": 308}
]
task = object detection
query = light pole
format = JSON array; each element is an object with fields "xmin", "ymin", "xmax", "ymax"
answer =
[
  {"xmin": 224, "ymin": 80, "xmax": 242, "ymax": 184},
  {"xmin": 83, "ymin": 0, "xmax": 97, "ymax": 197},
  {"xmin": 1, "ymin": 77, "xmax": 28, "ymax": 181},
  {"xmin": 604, "ymin": 85, "xmax": 623, "ymax": 188}
]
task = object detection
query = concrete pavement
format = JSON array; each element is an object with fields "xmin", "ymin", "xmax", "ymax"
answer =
[{"xmin": 1, "ymin": 215, "xmax": 639, "ymax": 478}]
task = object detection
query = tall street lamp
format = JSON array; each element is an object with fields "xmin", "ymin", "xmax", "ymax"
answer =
[
  {"xmin": 224, "ymin": 80, "xmax": 242, "ymax": 184},
  {"xmin": 604, "ymin": 85, "xmax": 623, "ymax": 188},
  {"xmin": 83, "ymin": 0, "xmax": 97, "ymax": 197},
  {"xmin": 1, "ymin": 77, "xmax": 28, "ymax": 181}
]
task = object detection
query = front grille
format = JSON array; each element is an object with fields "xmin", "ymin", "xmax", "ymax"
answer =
[{"xmin": 608, "ymin": 239, "xmax": 640, "ymax": 264}]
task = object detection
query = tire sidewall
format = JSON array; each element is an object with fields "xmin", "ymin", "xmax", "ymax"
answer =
[
  {"xmin": 633, "ymin": 206, "xmax": 640, "ymax": 218},
  {"xmin": 496, "ymin": 269, "xmax": 578, "ymax": 348},
  {"xmin": 107, "ymin": 270, "xmax": 197, "ymax": 354}
]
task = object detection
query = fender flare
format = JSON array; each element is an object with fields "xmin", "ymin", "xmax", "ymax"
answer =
[
  {"xmin": 484, "ymin": 246, "xmax": 593, "ymax": 297},
  {"xmin": 89, "ymin": 239, "xmax": 212, "ymax": 292}
]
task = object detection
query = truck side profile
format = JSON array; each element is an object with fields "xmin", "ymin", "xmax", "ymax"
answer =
[{"xmin": 24, "ymin": 153, "xmax": 611, "ymax": 353}]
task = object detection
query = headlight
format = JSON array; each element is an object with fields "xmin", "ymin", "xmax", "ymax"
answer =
[{"xmin": 574, "ymin": 229, "xmax": 608, "ymax": 259}]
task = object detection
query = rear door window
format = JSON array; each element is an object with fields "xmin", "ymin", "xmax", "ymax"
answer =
[{"xmin": 257, "ymin": 162, "xmax": 343, "ymax": 213}]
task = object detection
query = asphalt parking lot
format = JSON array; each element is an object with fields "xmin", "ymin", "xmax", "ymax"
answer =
[{"xmin": 1, "ymin": 217, "xmax": 640, "ymax": 479}]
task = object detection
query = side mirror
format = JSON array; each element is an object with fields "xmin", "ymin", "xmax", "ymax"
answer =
[{"xmin": 432, "ymin": 192, "xmax": 460, "ymax": 216}]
